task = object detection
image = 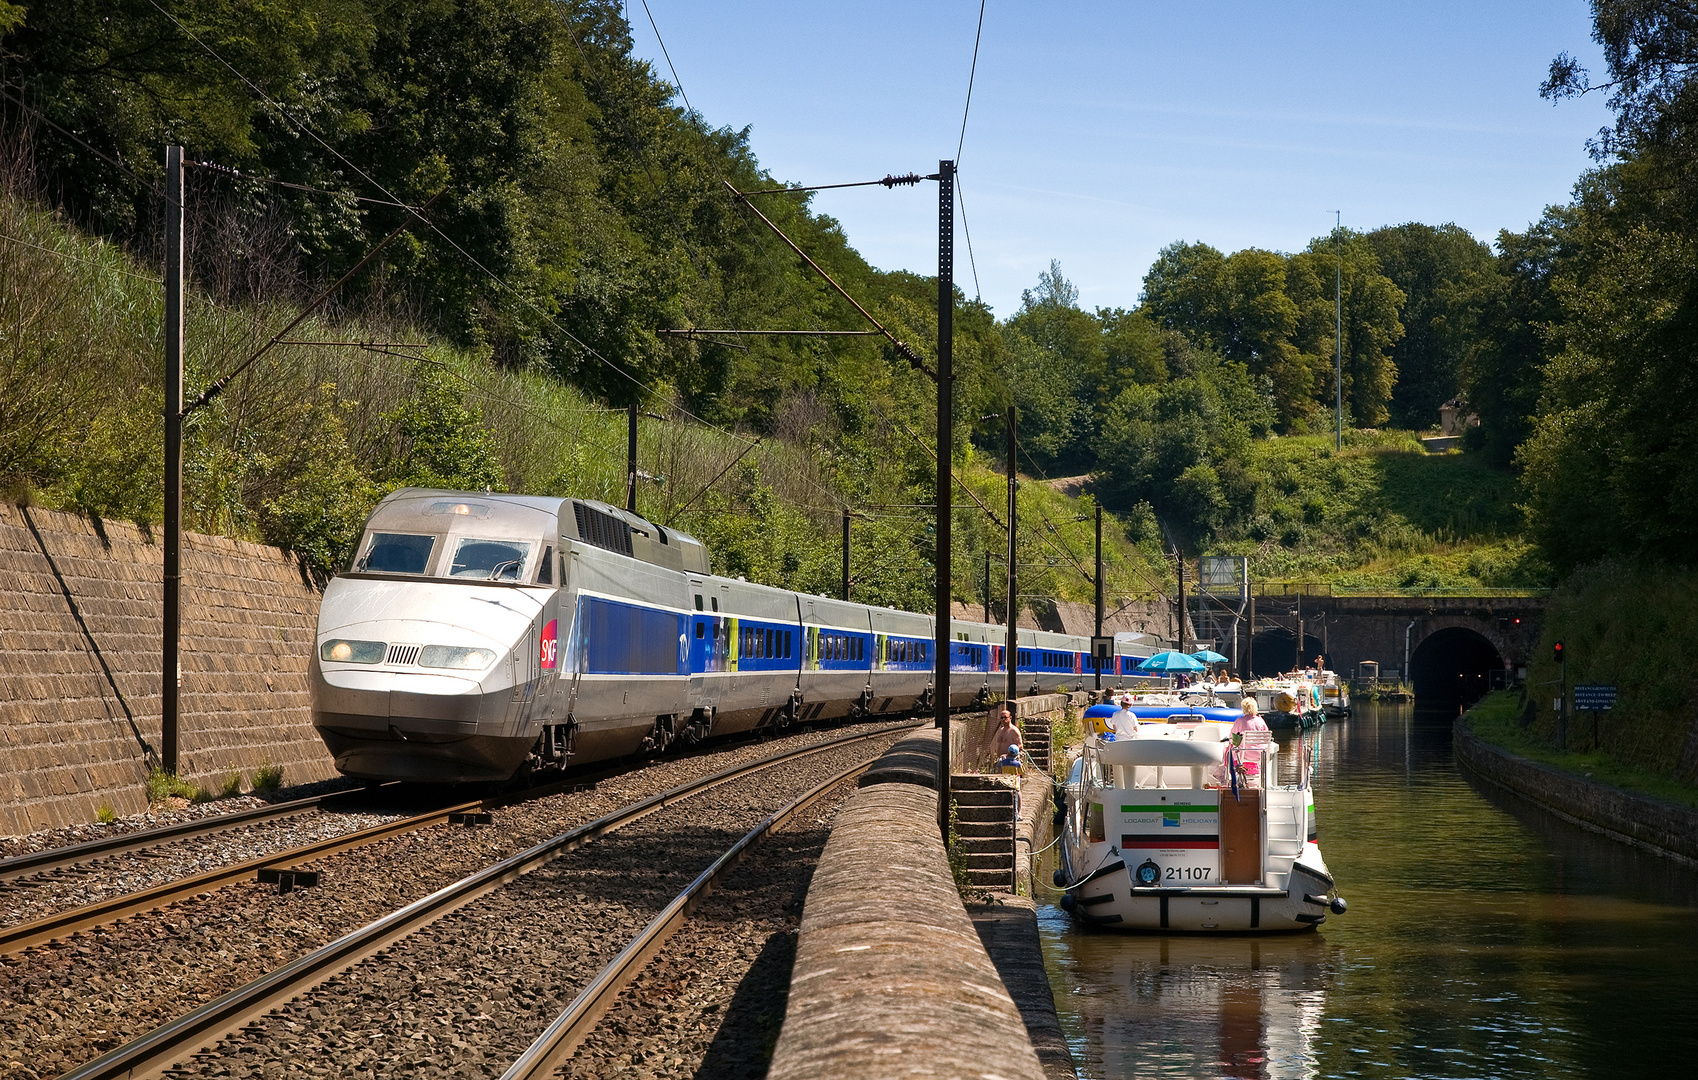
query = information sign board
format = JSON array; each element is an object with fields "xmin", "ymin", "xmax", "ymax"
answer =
[{"xmin": 1573, "ymin": 684, "xmax": 1617, "ymax": 710}]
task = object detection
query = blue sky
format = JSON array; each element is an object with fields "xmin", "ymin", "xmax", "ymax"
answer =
[{"xmin": 624, "ymin": 1, "xmax": 1613, "ymax": 318}]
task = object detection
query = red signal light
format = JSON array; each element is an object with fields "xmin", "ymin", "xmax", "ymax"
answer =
[{"xmin": 1553, "ymin": 640, "xmax": 1565, "ymax": 662}]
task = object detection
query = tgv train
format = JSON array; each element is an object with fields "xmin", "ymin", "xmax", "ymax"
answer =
[{"xmin": 310, "ymin": 489, "xmax": 1162, "ymax": 782}]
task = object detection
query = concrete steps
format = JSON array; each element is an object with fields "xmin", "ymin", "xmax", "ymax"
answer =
[
  {"xmin": 951, "ymin": 775, "xmax": 1018, "ymax": 891},
  {"xmin": 1022, "ymin": 717, "xmax": 1052, "ymax": 772}
]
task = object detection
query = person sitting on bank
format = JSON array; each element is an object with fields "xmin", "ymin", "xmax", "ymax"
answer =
[{"xmin": 992, "ymin": 709, "xmax": 1022, "ymax": 754}]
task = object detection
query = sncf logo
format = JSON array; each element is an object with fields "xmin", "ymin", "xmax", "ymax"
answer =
[{"xmin": 540, "ymin": 619, "xmax": 559, "ymax": 670}]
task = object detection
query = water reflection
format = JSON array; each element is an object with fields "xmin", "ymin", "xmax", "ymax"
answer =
[{"xmin": 1039, "ymin": 702, "xmax": 1698, "ymax": 1079}]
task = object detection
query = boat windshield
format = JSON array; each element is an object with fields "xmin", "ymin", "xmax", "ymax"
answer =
[
  {"xmin": 355, "ymin": 532, "xmax": 436, "ymax": 575},
  {"xmin": 448, "ymin": 537, "xmax": 533, "ymax": 581}
]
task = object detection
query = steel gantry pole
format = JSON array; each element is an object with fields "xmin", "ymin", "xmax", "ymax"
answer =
[
  {"xmin": 1004, "ymin": 405, "xmax": 1018, "ymax": 706},
  {"xmin": 1094, "ymin": 504, "xmax": 1103, "ymax": 692},
  {"xmin": 162, "ymin": 145, "xmax": 185, "ymax": 777},
  {"xmin": 841, "ymin": 507, "xmax": 851, "ymax": 601},
  {"xmin": 934, "ymin": 160, "xmax": 954, "ymax": 839},
  {"xmin": 626, "ymin": 404, "xmax": 639, "ymax": 513}
]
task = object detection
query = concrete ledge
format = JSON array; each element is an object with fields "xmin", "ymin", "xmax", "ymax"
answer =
[
  {"xmin": 1454, "ymin": 718, "xmax": 1698, "ymax": 867},
  {"xmin": 969, "ymin": 898, "xmax": 1074, "ymax": 1080},
  {"xmin": 770, "ymin": 737, "xmax": 1045, "ymax": 1080},
  {"xmin": 857, "ymin": 727, "xmax": 943, "ymax": 789}
]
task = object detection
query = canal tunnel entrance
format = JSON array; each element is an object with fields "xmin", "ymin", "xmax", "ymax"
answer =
[
  {"xmin": 1410, "ymin": 626, "xmax": 1503, "ymax": 707},
  {"xmin": 1247, "ymin": 630, "xmax": 1326, "ymax": 678}
]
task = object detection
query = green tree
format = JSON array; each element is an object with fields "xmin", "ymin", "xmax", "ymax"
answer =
[{"xmin": 1365, "ymin": 223, "xmax": 1500, "ymax": 428}]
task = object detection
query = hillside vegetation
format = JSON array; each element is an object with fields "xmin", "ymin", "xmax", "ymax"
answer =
[
  {"xmin": 0, "ymin": 186, "xmax": 1168, "ymax": 613},
  {"xmin": 9, "ymin": 0, "xmax": 1691, "ymax": 614}
]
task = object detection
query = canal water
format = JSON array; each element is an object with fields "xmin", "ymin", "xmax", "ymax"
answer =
[{"xmin": 1038, "ymin": 701, "xmax": 1698, "ymax": 1078}]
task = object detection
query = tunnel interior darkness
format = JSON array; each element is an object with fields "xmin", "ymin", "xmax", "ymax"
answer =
[
  {"xmin": 1247, "ymin": 632, "xmax": 1326, "ymax": 678},
  {"xmin": 1410, "ymin": 626, "xmax": 1504, "ymax": 707}
]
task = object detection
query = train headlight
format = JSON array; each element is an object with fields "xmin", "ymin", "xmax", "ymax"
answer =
[
  {"xmin": 320, "ymin": 639, "xmax": 386, "ymax": 664},
  {"xmin": 419, "ymin": 645, "xmax": 497, "ymax": 671}
]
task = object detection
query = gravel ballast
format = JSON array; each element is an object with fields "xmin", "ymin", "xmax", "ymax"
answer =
[{"xmin": 0, "ymin": 722, "xmax": 910, "ymax": 1080}]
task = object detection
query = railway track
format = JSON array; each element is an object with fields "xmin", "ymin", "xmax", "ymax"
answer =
[{"xmin": 48, "ymin": 723, "xmax": 906, "ymax": 1080}]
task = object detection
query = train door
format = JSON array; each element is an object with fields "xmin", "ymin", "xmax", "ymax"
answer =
[{"xmin": 687, "ymin": 577, "xmax": 721, "ymax": 712}]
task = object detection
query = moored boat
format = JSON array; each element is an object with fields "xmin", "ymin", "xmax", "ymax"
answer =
[
  {"xmin": 1244, "ymin": 678, "xmax": 1326, "ymax": 730},
  {"xmin": 1056, "ymin": 705, "xmax": 1346, "ymax": 933}
]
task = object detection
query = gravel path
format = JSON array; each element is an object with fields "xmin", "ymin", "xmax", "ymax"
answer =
[
  {"xmin": 0, "ymin": 722, "xmax": 909, "ymax": 1080},
  {"xmin": 155, "ymin": 737, "xmax": 891, "ymax": 1080}
]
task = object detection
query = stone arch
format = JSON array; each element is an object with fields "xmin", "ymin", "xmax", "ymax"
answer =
[{"xmin": 1410, "ymin": 625, "xmax": 1504, "ymax": 706}]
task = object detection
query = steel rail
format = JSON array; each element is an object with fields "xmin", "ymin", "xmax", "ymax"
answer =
[
  {"xmin": 501, "ymin": 750, "xmax": 873, "ymax": 1079},
  {"xmin": 1, "ymin": 790, "xmax": 488, "ymax": 956},
  {"xmin": 52, "ymin": 722, "xmax": 916, "ymax": 1080},
  {"xmin": 0, "ymin": 790, "xmax": 344, "ymax": 884}
]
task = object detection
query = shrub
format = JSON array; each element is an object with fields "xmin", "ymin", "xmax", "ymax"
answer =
[
  {"xmin": 145, "ymin": 768, "xmax": 197, "ymax": 804},
  {"xmin": 95, "ymin": 802, "xmax": 117, "ymax": 824},
  {"xmin": 218, "ymin": 771, "xmax": 243, "ymax": 798},
  {"xmin": 252, "ymin": 762, "xmax": 284, "ymax": 795}
]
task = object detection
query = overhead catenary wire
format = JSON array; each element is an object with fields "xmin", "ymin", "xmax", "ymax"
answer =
[
  {"xmin": 145, "ymin": 0, "xmax": 730, "ymax": 433},
  {"xmin": 953, "ymin": 0, "xmax": 988, "ymax": 298},
  {"xmin": 0, "ymin": 230, "xmax": 163, "ymax": 283}
]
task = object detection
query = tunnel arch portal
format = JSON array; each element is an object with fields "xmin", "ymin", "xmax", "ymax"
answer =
[{"xmin": 1410, "ymin": 626, "xmax": 1504, "ymax": 707}]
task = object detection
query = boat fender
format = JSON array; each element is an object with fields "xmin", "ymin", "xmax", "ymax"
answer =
[
  {"xmin": 1330, "ymin": 896, "xmax": 1348, "ymax": 915},
  {"xmin": 1134, "ymin": 859, "xmax": 1161, "ymax": 887},
  {"xmin": 1053, "ymin": 868, "xmax": 1069, "ymax": 888},
  {"xmin": 1059, "ymin": 892, "xmax": 1077, "ymax": 912}
]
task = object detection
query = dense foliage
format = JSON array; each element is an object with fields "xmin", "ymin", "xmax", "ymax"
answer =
[{"xmin": 8, "ymin": 0, "xmax": 1691, "ymax": 602}]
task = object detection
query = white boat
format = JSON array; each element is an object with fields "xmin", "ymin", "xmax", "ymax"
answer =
[
  {"xmin": 1056, "ymin": 715, "xmax": 1346, "ymax": 933},
  {"xmin": 1316, "ymin": 669, "xmax": 1351, "ymax": 718},
  {"xmin": 1244, "ymin": 678, "xmax": 1326, "ymax": 730},
  {"xmin": 1180, "ymin": 679, "xmax": 1243, "ymax": 709}
]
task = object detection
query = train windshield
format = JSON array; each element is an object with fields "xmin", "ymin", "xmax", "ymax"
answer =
[
  {"xmin": 355, "ymin": 532, "xmax": 436, "ymax": 574},
  {"xmin": 448, "ymin": 537, "xmax": 533, "ymax": 581}
]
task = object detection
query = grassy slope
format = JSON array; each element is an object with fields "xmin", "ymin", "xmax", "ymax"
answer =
[
  {"xmin": 1464, "ymin": 689, "xmax": 1698, "ymax": 809},
  {"xmin": 0, "ymin": 194, "xmax": 1170, "ymax": 611},
  {"xmin": 1211, "ymin": 431, "xmax": 1547, "ymax": 590}
]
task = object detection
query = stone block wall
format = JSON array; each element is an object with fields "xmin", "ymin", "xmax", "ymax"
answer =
[
  {"xmin": 950, "ymin": 692, "xmax": 1083, "ymax": 776},
  {"xmin": 0, "ymin": 503, "xmax": 337, "ymax": 836}
]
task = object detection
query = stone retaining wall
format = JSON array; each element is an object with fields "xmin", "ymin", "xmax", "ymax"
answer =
[
  {"xmin": 1454, "ymin": 718, "xmax": 1698, "ymax": 866},
  {"xmin": 0, "ymin": 503, "xmax": 337, "ymax": 836},
  {"xmin": 769, "ymin": 728, "xmax": 1046, "ymax": 1080},
  {"xmin": 951, "ymin": 692, "xmax": 1084, "ymax": 776}
]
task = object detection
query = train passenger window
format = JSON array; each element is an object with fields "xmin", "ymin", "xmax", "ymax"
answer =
[
  {"xmin": 765, "ymin": 628, "xmax": 773, "ymax": 658},
  {"xmin": 784, "ymin": 631, "xmax": 792, "ymax": 658},
  {"xmin": 448, "ymin": 538, "xmax": 532, "ymax": 581},
  {"xmin": 855, "ymin": 638, "xmax": 863, "ymax": 661},
  {"xmin": 538, "ymin": 546, "xmax": 553, "ymax": 584},
  {"xmin": 356, "ymin": 533, "xmax": 435, "ymax": 575},
  {"xmin": 695, "ymin": 622, "xmax": 705, "ymax": 639}
]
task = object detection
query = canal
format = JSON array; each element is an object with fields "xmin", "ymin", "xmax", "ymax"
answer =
[{"xmin": 1038, "ymin": 701, "xmax": 1698, "ymax": 1078}]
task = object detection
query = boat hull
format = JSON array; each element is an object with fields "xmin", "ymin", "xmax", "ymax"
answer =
[{"xmin": 1060, "ymin": 853, "xmax": 1339, "ymax": 933}]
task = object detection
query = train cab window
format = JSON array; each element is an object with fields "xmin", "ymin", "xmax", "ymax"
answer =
[
  {"xmin": 695, "ymin": 622, "xmax": 705, "ymax": 639},
  {"xmin": 711, "ymin": 597, "xmax": 719, "ymax": 611},
  {"xmin": 695, "ymin": 595, "xmax": 704, "ymax": 611},
  {"xmin": 356, "ymin": 533, "xmax": 435, "ymax": 575},
  {"xmin": 538, "ymin": 546, "xmax": 553, "ymax": 585},
  {"xmin": 448, "ymin": 538, "xmax": 532, "ymax": 581}
]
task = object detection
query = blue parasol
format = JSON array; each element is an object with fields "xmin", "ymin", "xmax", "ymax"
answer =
[
  {"xmin": 1191, "ymin": 649, "xmax": 1229, "ymax": 664},
  {"xmin": 1136, "ymin": 650, "xmax": 1206, "ymax": 672}
]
